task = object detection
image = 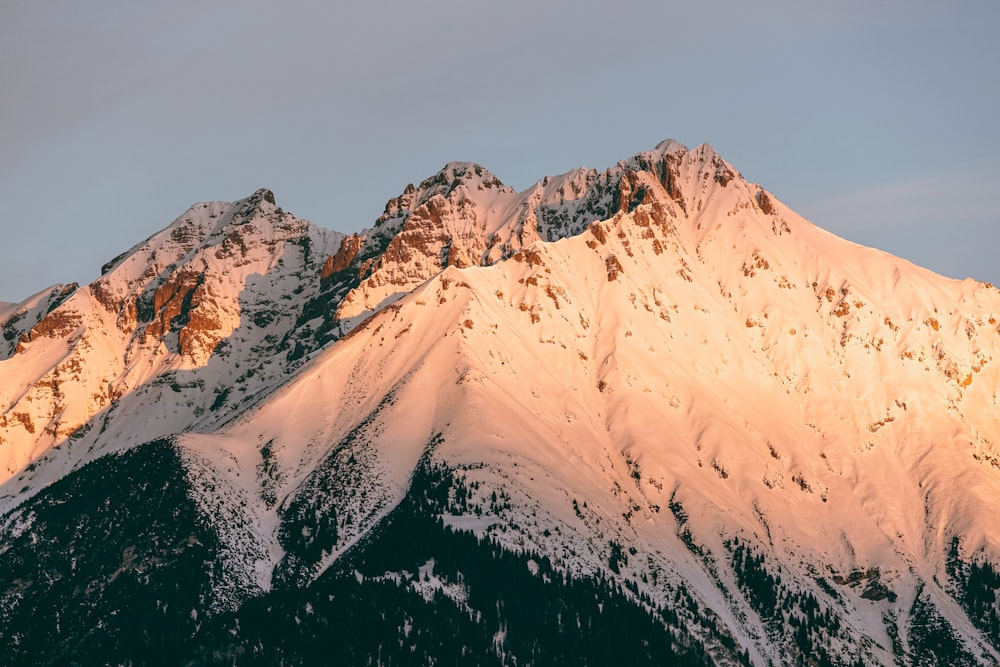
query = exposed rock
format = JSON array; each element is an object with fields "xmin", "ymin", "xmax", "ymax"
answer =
[
  {"xmin": 215, "ymin": 225, "xmax": 257, "ymax": 261},
  {"xmin": 758, "ymin": 189, "xmax": 775, "ymax": 215},
  {"xmin": 606, "ymin": 255, "xmax": 624, "ymax": 281},
  {"xmin": 15, "ymin": 310, "xmax": 83, "ymax": 351},
  {"xmin": 145, "ymin": 269, "xmax": 206, "ymax": 342},
  {"xmin": 321, "ymin": 235, "xmax": 364, "ymax": 279},
  {"xmin": 711, "ymin": 154, "xmax": 736, "ymax": 186},
  {"xmin": 613, "ymin": 171, "xmax": 653, "ymax": 214}
]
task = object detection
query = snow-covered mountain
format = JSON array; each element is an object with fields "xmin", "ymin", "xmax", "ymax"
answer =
[{"xmin": 1, "ymin": 140, "xmax": 999, "ymax": 665}]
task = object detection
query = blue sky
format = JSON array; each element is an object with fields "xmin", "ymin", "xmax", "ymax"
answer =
[{"xmin": 2, "ymin": 1, "xmax": 998, "ymax": 301}]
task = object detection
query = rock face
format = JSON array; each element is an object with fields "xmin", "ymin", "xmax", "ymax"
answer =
[{"xmin": 2, "ymin": 141, "xmax": 1000, "ymax": 666}]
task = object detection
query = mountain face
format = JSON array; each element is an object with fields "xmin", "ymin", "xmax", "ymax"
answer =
[{"xmin": 2, "ymin": 140, "xmax": 1000, "ymax": 665}]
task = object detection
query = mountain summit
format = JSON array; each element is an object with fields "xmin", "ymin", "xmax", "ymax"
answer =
[{"xmin": 1, "ymin": 140, "xmax": 999, "ymax": 665}]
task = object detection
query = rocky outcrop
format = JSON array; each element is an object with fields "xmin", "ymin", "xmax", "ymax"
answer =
[
  {"xmin": 145, "ymin": 269, "xmax": 206, "ymax": 340},
  {"xmin": 757, "ymin": 189, "xmax": 775, "ymax": 215},
  {"xmin": 321, "ymin": 235, "xmax": 364, "ymax": 279},
  {"xmin": 14, "ymin": 310, "xmax": 84, "ymax": 353}
]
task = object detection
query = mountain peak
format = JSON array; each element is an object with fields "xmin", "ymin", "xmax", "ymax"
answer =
[
  {"xmin": 230, "ymin": 188, "xmax": 278, "ymax": 221},
  {"xmin": 247, "ymin": 187, "xmax": 276, "ymax": 205},
  {"xmin": 417, "ymin": 161, "xmax": 511, "ymax": 195},
  {"xmin": 650, "ymin": 138, "xmax": 689, "ymax": 156},
  {"xmin": 5, "ymin": 137, "xmax": 1000, "ymax": 666}
]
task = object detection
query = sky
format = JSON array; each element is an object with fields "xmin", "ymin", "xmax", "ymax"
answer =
[{"xmin": 2, "ymin": 1, "xmax": 998, "ymax": 302}]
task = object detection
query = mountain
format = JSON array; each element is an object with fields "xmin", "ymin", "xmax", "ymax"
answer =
[{"xmin": 2, "ymin": 140, "xmax": 999, "ymax": 665}]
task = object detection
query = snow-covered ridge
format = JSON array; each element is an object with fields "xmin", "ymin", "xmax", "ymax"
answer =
[
  {"xmin": 2, "ymin": 139, "xmax": 1000, "ymax": 663},
  {"xmin": 0, "ymin": 189, "xmax": 344, "ymax": 497}
]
